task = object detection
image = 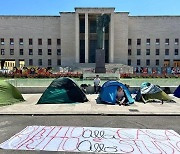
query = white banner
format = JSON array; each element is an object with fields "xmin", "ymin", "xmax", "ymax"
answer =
[{"xmin": 0, "ymin": 126, "xmax": 180, "ymax": 153}]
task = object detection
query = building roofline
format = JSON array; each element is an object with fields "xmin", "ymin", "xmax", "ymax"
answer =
[
  {"xmin": 75, "ymin": 7, "xmax": 115, "ymax": 10},
  {"xmin": 0, "ymin": 15, "xmax": 60, "ymax": 17},
  {"xmin": 130, "ymin": 15, "xmax": 180, "ymax": 17}
]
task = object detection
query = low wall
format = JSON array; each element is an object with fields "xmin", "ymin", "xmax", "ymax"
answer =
[{"xmin": 17, "ymin": 86, "xmax": 177, "ymax": 94}]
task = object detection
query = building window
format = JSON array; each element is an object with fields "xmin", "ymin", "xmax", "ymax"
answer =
[
  {"xmin": 156, "ymin": 59, "xmax": 159, "ymax": 66},
  {"xmin": 38, "ymin": 49, "xmax": 42, "ymax": 55},
  {"xmin": 48, "ymin": 49, "xmax": 52, "ymax": 55},
  {"xmin": 57, "ymin": 59, "xmax": 61, "ymax": 65},
  {"xmin": 1, "ymin": 49, "xmax": 5, "ymax": 55},
  {"xmin": 156, "ymin": 39, "xmax": 160, "ymax": 45},
  {"xmin": 57, "ymin": 39, "xmax": 61, "ymax": 45},
  {"xmin": 137, "ymin": 49, "xmax": 141, "ymax": 55},
  {"xmin": 137, "ymin": 39, "xmax": 141, "ymax": 45},
  {"xmin": 128, "ymin": 39, "xmax": 132, "ymax": 46},
  {"xmin": 1, "ymin": 38, "xmax": 5, "ymax": 45},
  {"xmin": 90, "ymin": 20, "xmax": 97, "ymax": 33},
  {"xmin": 29, "ymin": 49, "xmax": 33, "ymax": 55},
  {"xmin": 175, "ymin": 49, "xmax": 179, "ymax": 55},
  {"xmin": 29, "ymin": 38, "xmax": 33, "ymax": 45},
  {"xmin": 20, "ymin": 49, "xmax": 24, "ymax": 55},
  {"xmin": 128, "ymin": 59, "xmax": 131, "ymax": 66},
  {"xmin": 10, "ymin": 38, "xmax": 14, "ymax": 45},
  {"xmin": 156, "ymin": 49, "xmax": 160, "ymax": 55},
  {"xmin": 48, "ymin": 39, "xmax": 51, "ymax": 45},
  {"xmin": 137, "ymin": 59, "xmax": 141, "ymax": 66},
  {"xmin": 146, "ymin": 49, "xmax": 150, "ymax": 55},
  {"xmin": 38, "ymin": 59, "xmax": 42, "ymax": 66},
  {"xmin": 175, "ymin": 38, "xmax": 179, "ymax": 45},
  {"xmin": 146, "ymin": 59, "xmax": 150, "ymax": 66},
  {"xmin": 146, "ymin": 38, "xmax": 150, "ymax": 45},
  {"xmin": 165, "ymin": 49, "xmax": 169, "ymax": 55},
  {"xmin": 57, "ymin": 49, "xmax": 61, "ymax": 55},
  {"xmin": 38, "ymin": 38, "xmax": 42, "ymax": 45},
  {"xmin": 128, "ymin": 49, "xmax": 131, "ymax": 56},
  {"xmin": 19, "ymin": 38, "xmax": 23, "ymax": 45},
  {"xmin": 29, "ymin": 59, "xmax": 33, "ymax": 66},
  {"xmin": 165, "ymin": 38, "xmax": 169, "ymax": 45},
  {"xmin": 10, "ymin": 49, "xmax": 14, "ymax": 55},
  {"xmin": 48, "ymin": 59, "xmax": 52, "ymax": 66}
]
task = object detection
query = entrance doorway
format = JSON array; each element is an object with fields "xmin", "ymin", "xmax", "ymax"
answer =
[
  {"xmin": 164, "ymin": 60, "xmax": 170, "ymax": 67},
  {"xmin": 173, "ymin": 60, "xmax": 180, "ymax": 67}
]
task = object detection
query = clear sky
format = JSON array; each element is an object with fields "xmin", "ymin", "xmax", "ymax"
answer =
[{"xmin": 0, "ymin": 0, "xmax": 180, "ymax": 16}]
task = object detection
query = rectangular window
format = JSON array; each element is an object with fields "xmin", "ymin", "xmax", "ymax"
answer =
[
  {"xmin": 29, "ymin": 38, "xmax": 33, "ymax": 45},
  {"xmin": 1, "ymin": 49, "xmax": 5, "ymax": 55},
  {"xmin": 29, "ymin": 49, "xmax": 33, "ymax": 55},
  {"xmin": 156, "ymin": 39, "xmax": 160, "ymax": 45},
  {"xmin": 175, "ymin": 38, "xmax": 179, "ymax": 45},
  {"xmin": 48, "ymin": 49, "xmax": 52, "ymax": 55},
  {"xmin": 10, "ymin": 38, "xmax": 14, "ymax": 45},
  {"xmin": 57, "ymin": 49, "xmax": 61, "ymax": 55},
  {"xmin": 57, "ymin": 39, "xmax": 61, "ymax": 45},
  {"xmin": 156, "ymin": 59, "xmax": 159, "ymax": 66},
  {"xmin": 146, "ymin": 59, "xmax": 150, "ymax": 66},
  {"xmin": 137, "ymin": 39, "xmax": 141, "ymax": 45},
  {"xmin": 146, "ymin": 38, "xmax": 150, "ymax": 45},
  {"xmin": 38, "ymin": 49, "xmax": 42, "ymax": 55},
  {"xmin": 128, "ymin": 39, "xmax": 132, "ymax": 46},
  {"xmin": 1, "ymin": 38, "xmax": 5, "ymax": 45},
  {"xmin": 48, "ymin": 39, "xmax": 51, "ymax": 45},
  {"xmin": 175, "ymin": 49, "xmax": 179, "ymax": 55},
  {"xmin": 137, "ymin": 49, "xmax": 141, "ymax": 55},
  {"xmin": 38, "ymin": 59, "xmax": 42, "ymax": 66},
  {"xmin": 165, "ymin": 38, "xmax": 169, "ymax": 45},
  {"xmin": 38, "ymin": 38, "xmax": 42, "ymax": 45},
  {"xmin": 156, "ymin": 49, "xmax": 160, "ymax": 55},
  {"xmin": 10, "ymin": 49, "xmax": 14, "ymax": 55},
  {"xmin": 137, "ymin": 59, "xmax": 141, "ymax": 66},
  {"xmin": 19, "ymin": 38, "xmax": 23, "ymax": 45},
  {"xmin": 146, "ymin": 49, "xmax": 150, "ymax": 55},
  {"xmin": 29, "ymin": 59, "xmax": 33, "ymax": 66},
  {"xmin": 19, "ymin": 49, "xmax": 24, "ymax": 55},
  {"xmin": 128, "ymin": 59, "xmax": 131, "ymax": 66},
  {"xmin": 128, "ymin": 49, "xmax": 131, "ymax": 56},
  {"xmin": 48, "ymin": 59, "xmax": 52, "ymax": 66},
  {"xmin": 57, "ymin": 59, "xmax": 61, "ymax": 65},
  {"xmin": 165, "ymin": 49, "xmax": 169, "ymax": 55}
]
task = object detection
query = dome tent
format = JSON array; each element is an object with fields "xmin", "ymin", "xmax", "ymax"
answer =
[
  {"xmin": 135, "ymin": 82, "xmax": 172, "ymax": 103},
  {"xmin": 37, "ymin": 77, "xmax": 88, "ymax": 104},
  {"xmin": 0, "ymin": 80, "xmax": 24, "ymax": 106},
  {"xmin": 99, "ymin": 80, "xmax": 135, "ymax": 105},
  {"xmin": 174, "ymin": 85, "xmax": 180, "ymax": 98}
]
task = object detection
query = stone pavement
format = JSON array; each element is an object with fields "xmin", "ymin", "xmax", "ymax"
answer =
[{"xmin": 0, "ymin": 94, "xmax": 180, "ymax": 115}]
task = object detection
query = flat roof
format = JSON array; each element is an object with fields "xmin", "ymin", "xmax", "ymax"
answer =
[{"xmin": 75, "ymin": 7, "xmax": 115, "ymax": 10}]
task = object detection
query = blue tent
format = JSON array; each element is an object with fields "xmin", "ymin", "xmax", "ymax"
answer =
[
  {"xmin": 99, "ymin": 81, "xmax": 135, "ymax": 105},
  {"xmin": 174, "ymin": 85, "xmax": 180, "ymax": 98}
]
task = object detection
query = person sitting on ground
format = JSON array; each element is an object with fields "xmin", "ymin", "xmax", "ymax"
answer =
[
  {"xmin": 116, "ymin": 86, "xmax": 127, "ymax": 105},
  {"xmin": 94, "ymin": 75, "xmax": 101, "ymax": 94}
]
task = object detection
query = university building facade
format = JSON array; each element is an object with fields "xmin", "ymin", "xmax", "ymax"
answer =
[{"xmin": 0, "ymin": 7, "xmax": 180, "ymax": 70}]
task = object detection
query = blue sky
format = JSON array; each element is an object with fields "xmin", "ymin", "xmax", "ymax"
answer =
[{"xmin": 0, "ymin": 0, "xmax": 180, "ymax": 16}]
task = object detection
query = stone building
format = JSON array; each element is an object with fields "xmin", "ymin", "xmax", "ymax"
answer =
[{"xmin": 0, "ymin": 7, "xmax": 180, "ymax": 70}]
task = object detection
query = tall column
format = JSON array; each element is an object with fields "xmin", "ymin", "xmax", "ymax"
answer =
[
  {"xmin": 15, "ymin": 59, "xmax": 19, "ymax": 67},
  {"xmin": 85, "ymin": 13, "xmax": 89, "ymax": 63},
  {"xmin": 75, "ymin": 13, "xmax": 80, "ymax": 63},
  {"xmin": 109, "ymin": 13, "xmax": 114, "ymax": 63}
]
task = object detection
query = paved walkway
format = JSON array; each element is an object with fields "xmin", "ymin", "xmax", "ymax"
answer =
[{"xmin": 0, "ymin": 94, "xmax": 180, "ymax": 115}]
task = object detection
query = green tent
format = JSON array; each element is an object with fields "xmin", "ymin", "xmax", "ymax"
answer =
[
  {"xmin": 37, "ymin": 77, "xmax": 88, "ymax": 104},
  {"xmin": 135, "ymin": 82, "xmax": 172, "ymax": 103},
  {"xmin": 0, "ymin": 80, "xmax": 24, "ymax": 106}
]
